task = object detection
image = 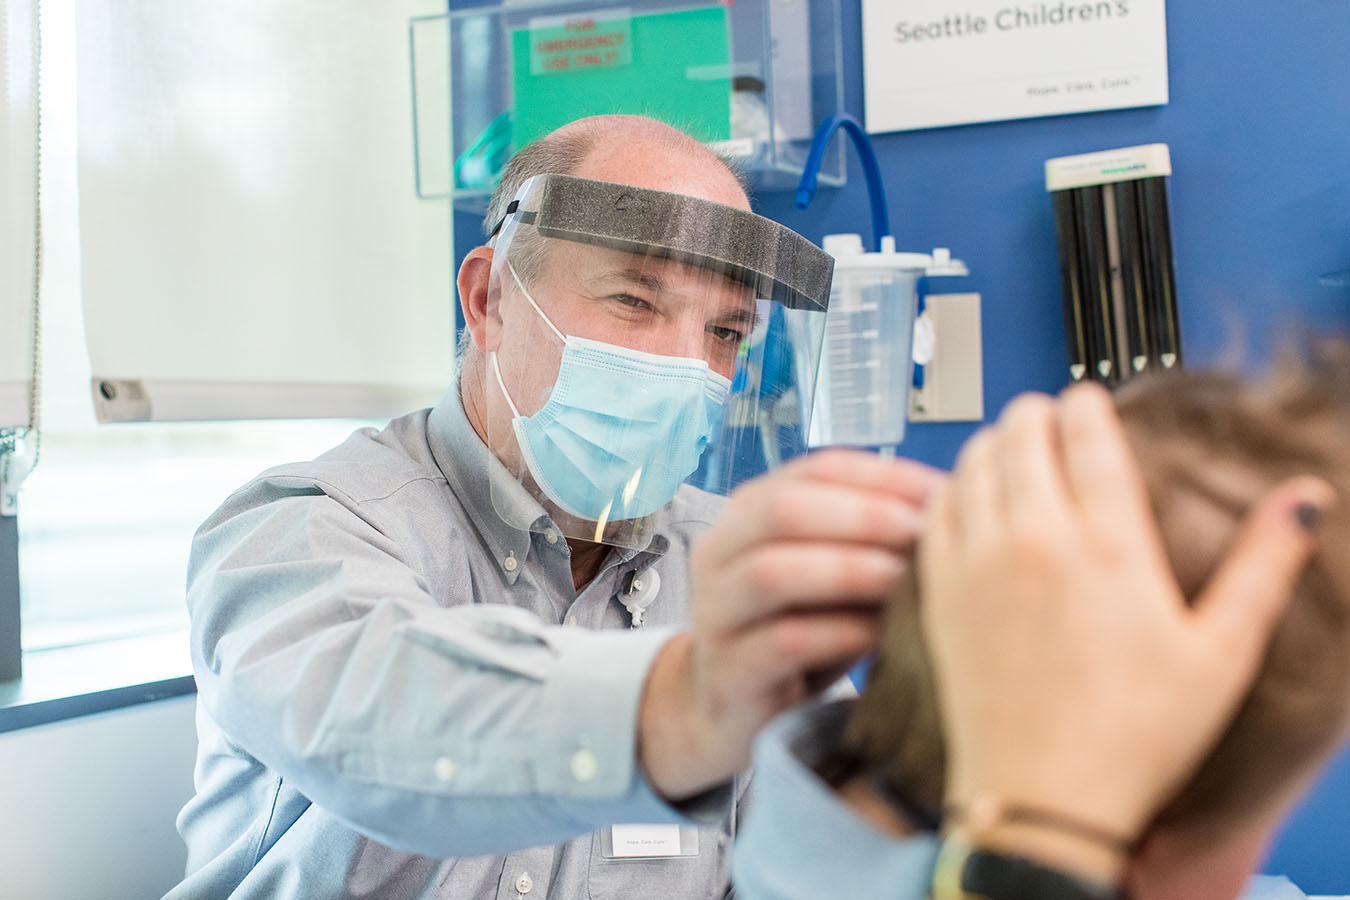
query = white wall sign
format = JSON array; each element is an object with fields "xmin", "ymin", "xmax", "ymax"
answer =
[{"xmin": 862, "ymin": 0, "xmax": 1168, "ymax": 133}]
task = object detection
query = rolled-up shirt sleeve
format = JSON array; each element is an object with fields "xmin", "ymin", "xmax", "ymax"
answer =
[
  {"xmin": 731, "ymin": 701, "xmax": 938, "ymax": 900},
  {"xmin": 188, "ymin": 477, "xmax": 684, "ymax": 858}
]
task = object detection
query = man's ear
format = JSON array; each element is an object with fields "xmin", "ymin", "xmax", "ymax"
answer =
[{"xmin": 458, "ymin": 247, "xmax": 499, "ymax": 352}]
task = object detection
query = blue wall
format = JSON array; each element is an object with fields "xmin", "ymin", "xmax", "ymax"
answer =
[
  {"xmin": 453, "ymin": 2, "xmax": 1350, "ymax": 889},
  {"xmin": 778, "ymin": 4, "xmax": 1350, "ymax": 891},
  {"xmin": 455, "ymin": 3, "xmax": 1350, "ymax": 467},
  {"xmin": 1267, "ymin": 747, "xmax": 1350, "ymax": 893},
  {"xmin": 770, "ymin": 4, "xmax": 1350, "ymax": 891},
  {"xmin": 755, "ymin": 2, "xmax": 1350, "ymax": 473}
]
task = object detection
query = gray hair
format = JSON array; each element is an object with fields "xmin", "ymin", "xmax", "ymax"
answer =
[
  {"xmin": 480, "ymin": 128, "xmax": 600, "ymax": 289},
  {"xmin": 483, "ymin": 129, "xmax": 596, "ymax": 239}
]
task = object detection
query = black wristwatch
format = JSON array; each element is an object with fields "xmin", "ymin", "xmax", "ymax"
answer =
[{"xmin": 932, "ymin": 833, "xmax": 1126, "ymax": 900}]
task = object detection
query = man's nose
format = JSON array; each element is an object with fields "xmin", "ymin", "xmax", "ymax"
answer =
[
  {"xmin": 634, "ymin": 319, "xmax": 706, "ymax": 362},
  {"xmin": 669, "ymin": 328, "xmax": 708, "ymax": 362}
]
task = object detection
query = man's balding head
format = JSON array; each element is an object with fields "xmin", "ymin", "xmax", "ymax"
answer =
[
  {"xmin": 455, "ymin": 115, "xmax": 757, "ymax": 459},
  {"xmin": 482, "ymin": 115, "xmax": 749, "ymax": 239}
]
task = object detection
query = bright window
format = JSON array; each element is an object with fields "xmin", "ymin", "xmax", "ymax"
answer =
[
  {"xmin": 8, "ymin": 0, "xmax": 441, "ymax": 652},
  {"xmin": 16, "ymin": 420, "xmax": 377, "ymax": 651}
]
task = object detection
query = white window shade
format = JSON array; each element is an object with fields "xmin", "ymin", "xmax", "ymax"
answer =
[
  {"xmin": 74, "ymin": 1, "xmax": 454, "ymax": 423},
  {"xmin": 1, "ymin": 0, "xmax": 37, "ymax": 429}
]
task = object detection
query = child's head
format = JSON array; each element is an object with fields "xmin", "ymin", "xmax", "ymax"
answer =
[{"xmin": 847, "ymin": 341, "xmax": 1350, "ymax": 839}]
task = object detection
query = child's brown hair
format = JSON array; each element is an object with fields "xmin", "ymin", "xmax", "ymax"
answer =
[{"xmin": 846, "ymin": 341, "xmax": 1350, "ymax": 834}]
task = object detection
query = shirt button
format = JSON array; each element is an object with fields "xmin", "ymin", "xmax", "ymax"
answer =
[
  {"xmin": 543, "ymin": 528, "xmax": 559, "ymax": 544},
  {"xmin": 503, "ymin": 554, "xmax": 518, "ymax": 572},
  {"xmin": 570, "ymin": 748, "xmax": 599, "ymax": 783},
  {"xmin": 515, "ymin": 873, "xmax": 533, "ymax": 894},
  {"xmin": 434, "ymin": 756, "xmax": 455, "ymax": 782},
  {"xmin": 566, "ymin": 615, "xmax": 578, "ymax": 627}
]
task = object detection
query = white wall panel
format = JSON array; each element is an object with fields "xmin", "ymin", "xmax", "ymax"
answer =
[{"xmin": 75, "ymin": 0, "xmax": 454, "ymax": 421}]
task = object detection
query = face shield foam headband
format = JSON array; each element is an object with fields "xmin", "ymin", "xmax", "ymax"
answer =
[
  {"xmin": 490, "ymin": 174, "xmax": 834, "ymax": 313},
  {"xmin": 490, "ymin": 262, "xmax": 732, "ymax": 523}
]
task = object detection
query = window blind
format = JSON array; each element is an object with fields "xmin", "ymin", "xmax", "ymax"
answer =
[
  {"xmin": 74, "ymin": 0, "xmax": 454, "ymax": 423},
  {"xmin": 1, "ymin": 0, "xmax": 37, "ymax": 429}
]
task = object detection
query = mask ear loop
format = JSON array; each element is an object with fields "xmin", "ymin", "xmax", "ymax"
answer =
[
  {"xmin": 489, "ymin": 352, "xmax": 523, "ymax": 419},
  {"xmin": 507, "ymin": 262, "xmax": 566, "ymax": 343},
  {"xmin": 489, "ymin": 261, "xmax": 568, "ymax": 419}
]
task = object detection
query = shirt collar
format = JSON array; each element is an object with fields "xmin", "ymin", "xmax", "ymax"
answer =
[
  {"xmin": 425, "ymin": 384, "xmax": 673, "ymax": 582},
  {"xmin": 426, "ymin": 384, "xmax": 543, "ymax": 581}
]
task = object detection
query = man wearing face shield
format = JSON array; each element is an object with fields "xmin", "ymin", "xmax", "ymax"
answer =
[{"xmin": 166, "ymin": 115, "xmax": 937, "ymax": 900}]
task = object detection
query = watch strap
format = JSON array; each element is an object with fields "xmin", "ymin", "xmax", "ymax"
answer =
[
  {"xmin": 962, "ymin": 848, "xmax": 1125, "ymax": 900},
  {"xmin": 932, "ymin": 832, "xmax": 1126, "ymax": 900}
]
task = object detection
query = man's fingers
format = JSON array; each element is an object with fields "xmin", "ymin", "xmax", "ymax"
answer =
[
  {"xmin": 1193, "ymin": 476, "xmax": 1335, "ymax": 668},
  {"xmin": 732, "ymin": 608, "xmax": 882, "ymax": 693},
  {"xmin": 789, "ymin": 449, "xmax": 945, "ymax": 504},
  {"xmin": 703, "ymin": 465, "xmax": 934, "ymax": 565},
  {"xmin": 713, "ymin": 544, "xmax": 905, "ymax": 630}
]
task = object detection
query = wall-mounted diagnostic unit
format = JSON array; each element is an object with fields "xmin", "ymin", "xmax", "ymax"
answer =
[{"xmin": 1046, "ymin": 143, "xmax": 1180, "ymax": 384}]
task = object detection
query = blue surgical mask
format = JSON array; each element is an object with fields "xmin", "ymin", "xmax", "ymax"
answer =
[{"xmin": 489, "ymin": 263, "xmax": 732, "ymax": 522}]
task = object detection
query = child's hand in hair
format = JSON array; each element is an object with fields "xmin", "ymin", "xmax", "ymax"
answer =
[{"xmin": 922, "ymin": 384, "xmax": 1329, "ymax": 883}]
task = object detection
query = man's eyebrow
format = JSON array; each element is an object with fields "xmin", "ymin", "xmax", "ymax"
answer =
[
  {"xmin": 593, "ymin": 268, "xmax": 666, "ymax": 293},
  {"xmin": 713, "ymin": 306, "xmax": 759, "ymax": 326}
]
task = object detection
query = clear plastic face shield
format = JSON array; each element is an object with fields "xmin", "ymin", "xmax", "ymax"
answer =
[{"xmin": 480, "ymin": 174, "xmax": 833, "ymax": 549}]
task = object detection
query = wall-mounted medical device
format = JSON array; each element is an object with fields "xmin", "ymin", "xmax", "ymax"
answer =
[
  {"xmin": 809, "ymin": 235, "xmax": 967, "ymax": 449},
  {"xmin": 409, "ymin": 0, "xmax": 848, "ymax": 211},
  {"xmin": 1046, "ymin": 143, "xmax": 1181, "ymax": 384},
  {"xmin": 793, "ymin": 114, "xmax": 970, "ymax": 452}
]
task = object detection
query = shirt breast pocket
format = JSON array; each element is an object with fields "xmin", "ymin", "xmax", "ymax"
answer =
[{"xmin": 587, "ymin": 826, "xmax": 730, "ymax": 900}]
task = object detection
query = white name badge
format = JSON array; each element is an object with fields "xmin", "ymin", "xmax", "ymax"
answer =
[{"xmin": 601, "ymin": 824, "xmax": 700, "ymax": 859}]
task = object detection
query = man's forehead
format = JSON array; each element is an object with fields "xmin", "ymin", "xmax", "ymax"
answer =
[
  {"xmin": 566, "ymin": 143, "xmax": 750, "ymax": 212},
  {"xmin": 564, "ymin": 246, "xmax": 757, "ymax": 300}
]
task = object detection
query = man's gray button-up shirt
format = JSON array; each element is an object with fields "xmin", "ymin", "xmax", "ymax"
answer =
[{"xmin": 166, "ymin": 386, "xmax": 741, "ymax": 899}]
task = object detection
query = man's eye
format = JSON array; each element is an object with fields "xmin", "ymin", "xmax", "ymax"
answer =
[
  {"xmin": 610, "ymin": 293, "xmax": 652, "ymax": 311},
  {"xmin": 709, "ymin": 325, "xmax": 747, "ymax": 345}
]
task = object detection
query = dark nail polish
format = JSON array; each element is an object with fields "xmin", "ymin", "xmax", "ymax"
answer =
[{"xmin": 1295, "ymin": 503, "xmax": 1322, "ymax": 532}]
